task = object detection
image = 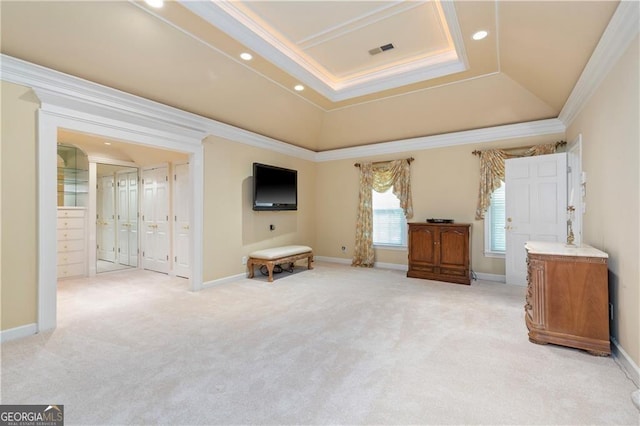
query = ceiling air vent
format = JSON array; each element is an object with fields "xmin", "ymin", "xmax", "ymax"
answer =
[{"xmin": 368, "ymin": 43, "xmax": 395, "ymax": 56}]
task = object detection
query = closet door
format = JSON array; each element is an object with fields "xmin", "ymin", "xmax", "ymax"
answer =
[
  {"xmin": 117, "ymin": 170, "xmax": 138, "ymax": 267},
  {"xmin": 142, "ymin": 166, "xmax": 169, "ymax": 273},
  {"xmin": 97, "ymin": 175, "xmax": 116, "ymax": 262},
  {"xmin": 173, "ymin": 163, "xmax": 190, "ymax": 278}
]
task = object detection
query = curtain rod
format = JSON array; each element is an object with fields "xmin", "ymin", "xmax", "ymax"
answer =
[
  {"xmin": 472, "ymin": 140, "xmax": 566, "ymax": 156},
  {"xmin": 354, "ymin": 157, "xmax": 414, "ymax": 168}
]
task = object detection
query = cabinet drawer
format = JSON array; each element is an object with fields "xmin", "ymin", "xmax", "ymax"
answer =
[
  {"xmin": 58, "ymin": 209, "xmax": 85, "ymax": 218},
  {"xmin": 57, "ymin": 239, "xmax": 85, "ymax": 252},
  {"xmin": 58, "ymin": 262, "xmax": 86, "ymax": 278},
  {"xmin": 440, "ymin": 267, "xmax": 468, "ymax": 278},
  {"xmin": 58, "ymin": 250, "xmax": 85, "ymax": 265},
  {"xmin": 57, "ymin": 229, "xmax": 84, "ymax": 241},
  {"xmin": 409, "ymin": 264, "xmax": 435, "ymax": 273},
  {"xmin": 57, "ymin": 217, "xmax": 84, "ymax": 230}
]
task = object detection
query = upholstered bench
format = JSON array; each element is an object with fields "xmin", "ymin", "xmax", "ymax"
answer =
[{"xmin": 247, "ymin": 245, "xmax": 313, "ymax": 283}]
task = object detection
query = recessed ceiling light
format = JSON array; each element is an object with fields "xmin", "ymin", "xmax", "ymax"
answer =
[
  {"xmin": 240, "ymin": 52, "xmax": 253, "ymax": 61},
  {"xmin": 294, "ymin": 84, "xmax": 304, "ymax": 92},
  {"xmin": 472, "ymin": 30, "xmax": 488, "ymax": 41},
  {"xmin": 145, "ymin": 0, "xmax": 164, "ymax": 8}
]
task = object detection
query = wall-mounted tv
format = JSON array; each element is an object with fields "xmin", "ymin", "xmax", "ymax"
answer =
[{"xmin": 252, "ymin": 163, "xmax": 297, "ymax": 211}]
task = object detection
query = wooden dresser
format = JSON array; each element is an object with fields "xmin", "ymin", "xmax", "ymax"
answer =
[
  {"xmin": 525, "ymin": 241, "xmax": 610, "ymax": 355},
  {"xmin": 407, "ymin": 223, "xmax": 471, "ymax": 285}
]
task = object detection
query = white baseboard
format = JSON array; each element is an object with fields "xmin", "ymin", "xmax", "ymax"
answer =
[
  {"xmin": 314, "ymin": 256, "xmax": 351, "ymax": 265},
  {"xmin": 0, "ymin": 323, "xmax": 37, "ymax": 343},
  {"xmin": 474, "ymin": 272, "xmax": 506, "ymax": 283},
  {"xmin": 373, "ymin": 261, "xmax": 407, "ymax": 271},
  {"xmin": 202, "ymin": 273, "xmax": 246, "ymax": 289},
  {"xmin": 315, "ymin": 256, "xmax": 408, "ymax": 271},
  {"xmin": 612, "ymin": 337, "xmax": 640, "ymax": 388},
  {"xmin": 316, "ymin": 257, "xmax": 509, "ymax": 280}
]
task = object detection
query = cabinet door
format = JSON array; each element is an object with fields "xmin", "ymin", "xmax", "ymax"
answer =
[
  {"xmin": 409, "ymin": 226, "xmax": 436, "ymax": 265},
  {"xmin": 439, "ymin": 227, "xmax": 468, "ymax": 268}
]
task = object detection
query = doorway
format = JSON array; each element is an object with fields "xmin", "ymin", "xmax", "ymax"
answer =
[{"xmin": 37, "ymin": 89, "xmax": 205, "ymax": 333}]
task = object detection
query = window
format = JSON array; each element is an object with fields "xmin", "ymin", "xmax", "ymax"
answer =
[
  {"xmin": 484, "ymin": 181, "xmax": 506, "ymax": 256},
  {"xmin": 373, "ymin": 187, "xmax": 407, "ymax": 247}
]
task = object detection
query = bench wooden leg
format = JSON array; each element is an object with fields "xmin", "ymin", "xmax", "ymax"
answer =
[
  {"xmin": 247, "ymin": 260, "xmax": 255, "ymax": 278},
  {"xmin": 308, "ymin": 255, "xmax": 313, "ymax": 270},
  {"xmin": 266, "ymin": 261, "xmax": 275, "ymax": 283}
]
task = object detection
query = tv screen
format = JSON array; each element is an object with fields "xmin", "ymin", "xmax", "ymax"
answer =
[{"xmin": 253, "ymin": 163, "xmax": 297, "ymax": 211}]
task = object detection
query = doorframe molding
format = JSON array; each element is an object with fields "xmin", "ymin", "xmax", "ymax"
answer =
[{"xmin": 35, "ymin": 97, "xmax": 205, "ymax": 332}]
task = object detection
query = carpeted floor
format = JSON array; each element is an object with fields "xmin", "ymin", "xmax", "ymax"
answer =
[{"xmin": 1, "ymin": 262, "xmax": 638, "ymax": 425}]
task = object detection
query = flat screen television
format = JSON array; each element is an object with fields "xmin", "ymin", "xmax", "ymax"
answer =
[{"xmin": 252, "ymin": 163, "xmax": 297, "ymax": 211}]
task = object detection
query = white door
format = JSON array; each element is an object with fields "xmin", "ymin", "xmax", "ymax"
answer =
[
  {"xmin": 97, "ymin": 175, "xmax": 116, "ymax": 262},
  {"xmin": 117, "ymin": 170, "xmax": 138, "ymax": 267},
  {"xmin": 142, "ymin": 166, "xmax": 169, "ymax": 273},
  {"xmin": 173, "ymin": 163, "xmax": 191, "ymax": 278},
  {"xmin": 505, "ymin": 153, "xmax": 567, "ymax": 285}
]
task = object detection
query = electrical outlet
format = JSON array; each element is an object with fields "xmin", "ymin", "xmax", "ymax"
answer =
[
  {"xmin": 242, "ymin": 256, "xmax": 247, "ymax": 265},
  {"xmin": 269, "ymin": 224, "xmax": 275, "ymax": 231},
  {"xmin": 341, "ymin": 246, "xmax": 347, "ymax": 252}
]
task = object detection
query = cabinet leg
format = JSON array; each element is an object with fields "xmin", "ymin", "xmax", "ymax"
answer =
[{"xmin": 528, "ymin": 337, "xmax": 548, "ymax": 345}]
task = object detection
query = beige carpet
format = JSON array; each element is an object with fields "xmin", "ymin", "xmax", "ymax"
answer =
[{"xmin": 1, "ymin": 262, "xmax": 638, "ymax": 425}]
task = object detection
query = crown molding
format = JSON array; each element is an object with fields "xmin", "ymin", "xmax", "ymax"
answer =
[
  {"xmin": 179, "ymin": 0, "xmax": 468, "ymax": 102},
  {"xmin": 2, "ymin": 54, "xmax": 565, "ymax": 165},
  {"xmin": 314, "ymin": 118, "xmax": 566, "ymax": 162},
  {"xmin": 0, "ymin": 54, "xmax": 316, "ymax": 161},
  {"xmin": 559, "ymin": 0, "xmax": 640, "ymax": 127}
]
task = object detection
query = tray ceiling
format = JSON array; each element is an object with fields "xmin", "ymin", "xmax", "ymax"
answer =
[{"xmin": 0, "ymin": 1, "xmax": 619, "ymax": 151}]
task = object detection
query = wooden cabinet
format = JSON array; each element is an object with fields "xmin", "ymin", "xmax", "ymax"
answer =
[
  {"xmin": 57, "ymin": 207, "xmax": 87, "ymax": 278},
  {"xmin": 407, "ymin": 223, "xmax": 471, "ymax": 285},
  {"xmin": 525, "ymin": 241, "xmax": 610, "ymax": 355}
]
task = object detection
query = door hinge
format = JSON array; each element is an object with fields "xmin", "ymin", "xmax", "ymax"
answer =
[
  {"xmin": 166, "ymin": 176, "xmax": 168, "ymax": 181},
  {"xmin": 143, "ymin": 251, "xmax": 145, "ymax": 257},
  {"xmin": 175, "ymin": 256, "xmax": 177, "ymax": 262},
  {"xmin": 166, "ymin": 255, "xmax": 169, "ymax": 261},
  {"xmin": 166, "ymin": 215, "xmax": 169, "ymax": 221},
  {"xmin": 175, "ymin": 215, "xmax": 177, "ymax": 221},
  {"xmin": 568, "ymin": 166, "xmax": 572, "ymax": 173},
  {"xmin": 118, "ymin": 248, "xmax": 120, "ymax": 253},
  {"xmin": 174, "ymin": 174, "xmax": 177, "ymax": 181}
]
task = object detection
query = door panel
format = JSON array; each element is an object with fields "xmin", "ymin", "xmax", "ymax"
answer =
[
  {"xmin": 505, "ymin": 153, "xmax": 567, "ymax": 285},
  {"xmin": 174, "ymin": 163, "xmax": 190, "ymax": 278},
  {"xmin": 439, "ymin": 228, "xmax": 466, "ymax": 267},
  {"xmin": 116, "ymin": 170, "xmax": 138, "ymax": 267},
  {"xmin": 97, "ymin": 176, "xmax": 115, "ymax": 262},
  {"xmin": 142, "ymin": 166, "xmax": 169, "ymax": 274}
]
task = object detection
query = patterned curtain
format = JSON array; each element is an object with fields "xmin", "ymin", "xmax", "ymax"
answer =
[
  {"xmin": 474, "ymin": 143, "xmax": 559, "ymax": 220},
  {"xmin": 353, "ymin": 160, "xmax": 413, "ymax": 267}
]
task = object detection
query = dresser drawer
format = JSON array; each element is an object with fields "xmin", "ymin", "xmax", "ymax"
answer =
[
  {"xmin": 57, "ymin": 228, "xmax": 84, "ymax": 241},
  {"xmin": 57, "ymin": 209, "xmax": 85, "ymax": 218},
  {"xmin": 57, "ymin": 217, "xmax": 85, "ymax": 230},
  {"xmin": 57, "ymin": 239, "xmax": 85, "ymax": 252},
  {"xmin": 58, "ymin": 250, "xmax": 86, "ymax": 266},
  {"xmin": 58, "ymin": 262, "xmax": 86, "ymax": 278}
]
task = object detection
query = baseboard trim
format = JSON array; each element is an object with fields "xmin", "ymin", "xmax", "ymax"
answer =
[
  {"xmin": 373, "ymin": 261, "xmax": 407, "ymax": 271},
  {"xmin": 202, "ymin": 273, "xmax": 246, "ymax": 289},
  {"xmin": 314, "ymin": 256, "xmax": 351, "ymax": 265},
  {"xmin": 474, "ymin": 272, "xmax": 506, "ymax": 283},
  {"xmin": 0, "ymin": 323, "xmax": 37, "ymax": 343},
  {"xmin": 611, "ymin": 337, "xmax": 640, "ymax": 388}
]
